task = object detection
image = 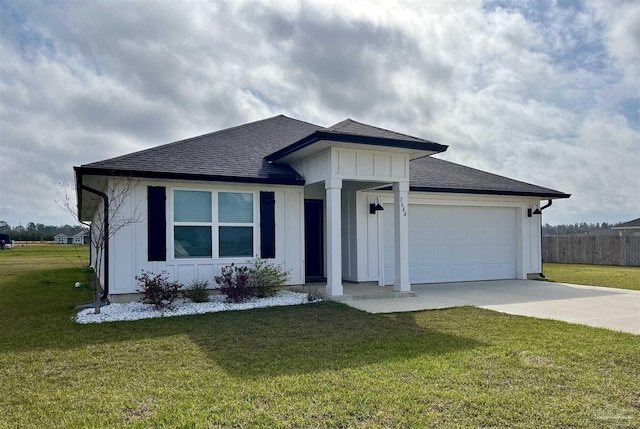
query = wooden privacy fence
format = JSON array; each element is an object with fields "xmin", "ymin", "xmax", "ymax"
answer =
[{"xmin": 542, "ymin": 235, "xmax": 640, "ymax": 266}]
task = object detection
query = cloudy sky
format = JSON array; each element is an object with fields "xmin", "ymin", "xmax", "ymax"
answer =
[{"xmin": 1, "ymin": 0, "xmax": 638, "ymax": 228}]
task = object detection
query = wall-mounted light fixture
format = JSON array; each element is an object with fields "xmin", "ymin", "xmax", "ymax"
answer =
[
  {"xmin": 369, "ymin": 197, "xmax": 384, "ymax": 214},
  {"xmin": 528, "ymin": 204, "xmax": 542, "ymax": 217}
]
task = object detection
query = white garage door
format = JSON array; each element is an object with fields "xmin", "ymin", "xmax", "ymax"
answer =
[{"xmin": 383, "ymin": 205, "xmax": 517, "ymax": 284}]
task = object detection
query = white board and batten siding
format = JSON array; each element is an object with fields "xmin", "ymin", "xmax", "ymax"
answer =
[
  {"xmin": 107, "ymin": 180, "xmax": 305, "ymax": 296},
  {"xmin": 292, "ymin": 146, "xmax": 410, "ymax": 185}
]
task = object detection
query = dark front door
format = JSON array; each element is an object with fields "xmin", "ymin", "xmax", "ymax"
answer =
[{"xmin": 304, "ymin": 199, "xmax": 324, "ymax": 281}]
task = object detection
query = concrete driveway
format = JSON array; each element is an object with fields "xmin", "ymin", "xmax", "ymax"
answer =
[{"xmin": 345, "ymin": 280, "xmax": 640, "ymax": 335}]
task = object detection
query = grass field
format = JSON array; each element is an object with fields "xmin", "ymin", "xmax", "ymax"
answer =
[
  {"xmin": 543, "ymin": 263, "xmax": 640, "ymax": 291},
  {"xmin": 1, "ymin": 246, "xmax": 639, "ymax": 428}
]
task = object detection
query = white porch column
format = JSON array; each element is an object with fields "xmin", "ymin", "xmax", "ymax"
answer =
[
  {"xmin": 393, "ymin": 181, "xmax": 410, "ymax": 292},
  {"xmin": 325, "ymin": 179, "xmax": 343, "ymax": 296}
]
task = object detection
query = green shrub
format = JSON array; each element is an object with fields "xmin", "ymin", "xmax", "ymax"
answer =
[
  {"xmin": 247, "ymin": 258, "xmax": 291, "ymax": 298},
  {"xmin": 183, "ymin": 280, "xmax": 210, "ymax": 303},
  {"xmin": 135, "ymin": 270, "xmax": 183, "ymax": 310}
]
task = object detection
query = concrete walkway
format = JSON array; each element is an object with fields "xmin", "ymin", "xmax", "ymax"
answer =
[{"xmin": 343, "ymin": 280, "xmax": 640, "ymax": 335}]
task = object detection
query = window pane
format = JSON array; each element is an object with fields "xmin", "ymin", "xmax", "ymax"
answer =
[
  {"xmin": 174, "ymin": 226, "xmax": 212, "ymax": 258},
  {"xmin": 219, "ymin": 226, "xmax": 253, "ymax": 257},
  {"xmin": 174, "ymin": 191, "xmax": 211, "ymax": 222},
  {"xmin": 219, "ymin": 192, "xmax": 253, "ymax": 223}
]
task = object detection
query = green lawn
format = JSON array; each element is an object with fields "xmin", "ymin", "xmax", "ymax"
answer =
[
  {"xmin": 1, "ymin": 247, "xmax": 639, "ymax": 428},
  {"xmin": 543, "ymin": 263, "xmax": 640, "ymax": 291}
]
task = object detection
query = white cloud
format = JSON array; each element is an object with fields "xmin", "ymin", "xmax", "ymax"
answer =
[
  {"xmin": 589, "ymin": 0, "xmax": 640, "ymax": 85},
  {"xmin": 0, "ymin": 0, "xmax": 638, "ymax": 227}
]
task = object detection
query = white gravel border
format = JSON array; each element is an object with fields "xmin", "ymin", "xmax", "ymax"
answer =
[{"xmin": 76, "ymin": 290, "xmax": 319, "ymax": 324}]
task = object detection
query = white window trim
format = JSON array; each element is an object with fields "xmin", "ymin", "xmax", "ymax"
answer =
[
  {"xmin": 172, "ymin": 189, "xmax": 215, "ymax": 259},
  {"xmin": 170, "ymin": 188, "xmax": 258, "ymax": 261}
]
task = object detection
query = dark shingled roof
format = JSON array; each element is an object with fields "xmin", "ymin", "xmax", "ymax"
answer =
[
  {"xmin": 408, "ymin": 156, "xmax": 570, "ymax": 198},
  {"xmin": 329, "ymin": 119, "xmax": 435, "ymax": 143},
  {"xmin": 76, "ymin": 114, "xmax": 570, "ymax": 198},
  {"xmin": 79, "ymin": 115, "xmax": 324, "ymax": 184}
]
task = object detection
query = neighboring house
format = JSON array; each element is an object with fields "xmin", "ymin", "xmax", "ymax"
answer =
[
  {"xmin": 72, "ymin": 231, "xmax": 89, "ymax": 245},
  {"xmin": 54, "ymin": 231, "xmax": 89, "ymax": 245},
  {"xmin": 612, "ymin": 218, "xmax": 640, "ymax": 237},
  {"xmin": 54, "ymin": 233, "xmax": 71, "ymax": 244},
  {"xmin": 75, "ymin": 115, "xmax": 570, "ymax": 303}
]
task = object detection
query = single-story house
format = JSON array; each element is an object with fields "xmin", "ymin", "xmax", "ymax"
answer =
[
  {"xmin": 54, "ymin": 233, "xmax": 70, "ymax": 244},
  {"xmin": 75, "ymin": 115, "xmax": 570, "ymax": 303},
  {"xmin": 612, "ymin": 217, "xmax": 640, "ymax": 236},
  {"xmin": 54, "ymin": 231, "xmax": 89, "ymax": 245},
  {"xmin": 72, "ymin": 231, "xmax": 90, "ymax": 245}
]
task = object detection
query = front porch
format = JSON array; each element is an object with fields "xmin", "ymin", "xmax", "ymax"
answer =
[
  {"xmin": 302, "ymin": 178, "xmax": 411, "ymax": 298},
  {"xmin": 288, "ymin": 142, "xmax": 439, "ymax": 298}
]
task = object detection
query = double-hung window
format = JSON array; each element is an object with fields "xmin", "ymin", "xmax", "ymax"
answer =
[
  {"xmin": 218, "ymin": 192, "xmax": 253, "ymax": 257},
  {"xmin": 173, "ymin": 190, "xmax": 254, "ymax": 259},
  {"xmin": 174, "ymin": 190, "xmax": 213, "ymax": 258}
]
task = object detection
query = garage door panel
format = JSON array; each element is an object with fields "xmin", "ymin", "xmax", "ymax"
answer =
[
  {"xmin": 432, "ymin": 227, "xmax": 452, "ymax": 244},
  {"xmin": 412, "ymin": 265, "xmax": 434, "ymax": 281},
  {"xmin": 495, "ymin": 245, "xmax": 515, "ymax": 260},
  {"xmin": 433, "ymin": 265, "xmax": 453, "ymax": 281},
  {"xmin": 383, "ymin": 204, "xmax": 517, "ymax": 284},
  {"xmin": 409, "ymin": 247, "xmax": 433, "ymax": 263},
  {"xmin": 412, "ymin": 227, "xmax": 433, "ymax": 245}
]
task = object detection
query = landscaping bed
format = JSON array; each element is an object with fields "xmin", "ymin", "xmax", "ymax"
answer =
[{"xmin": 76, "ymin": 290, "xmax": 318, "ymax": 324}]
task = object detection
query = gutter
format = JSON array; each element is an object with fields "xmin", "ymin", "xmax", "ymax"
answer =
[
  {"xmin": 76, "ymin": 166, "xmax": 306, "ymax": 186},
  {"xmin": 407, "ymin": 186, "xmax": 571, "ymax": 199},
  {"xmin": 538, "ymin": 200, "xmax": 552, "ymax": 278},
  {"xmin": 77, "ymin": 172, "xmax": 110, "ymax": 301}
]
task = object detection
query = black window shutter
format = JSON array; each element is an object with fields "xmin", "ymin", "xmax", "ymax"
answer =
[
  {"xmin": 260, "ymin": 191, "xmax": 276, "ymax": 258},
  {"xmin": 147, "ymin": 186, "xmax": 166, "ymax": 261}
]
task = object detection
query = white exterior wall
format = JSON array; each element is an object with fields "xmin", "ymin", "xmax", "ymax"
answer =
[
  {"xmin": 90, "ymin": 198, "xmax": 106, "ymax": 289},
  {"xmin": 529, "ymin": 209, "xmax": 542, "ymax": 273},
  {"xmin": 341, "ymin": 182, "xmax": 359, "ymax": 282},
  {"xmin": 356, "ymin": 192, "xmax": 383, "ymax": 282},
  {"xmin": 332, "ymin": 147, "xmax": 409, "ymax": 181},
  {"xmin": 356, "ymin": 191, "xmax": 543, "ymax": 283},
  {"xmin": 105, "ymin": 179, "xmax": 305, "ymax": 297},
  {"xmin": 292, "ymin": 146, "xmax": 410, "ymax": 185},
  {"xmin": 292, "ymin": 150, "xmax": 331, "ymax": 185}
]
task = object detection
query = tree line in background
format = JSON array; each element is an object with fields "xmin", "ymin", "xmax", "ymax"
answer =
[
  {"xmin": 0, "ymin": 219, "xmax": 626, "ymax": 241},
  {"xmin": 0, "ymin": 220, "xmax": 87, "ymax": 241},
  {"xmin": 542, "ymin": 222, "xmax": 622, "ymax": 236}
]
